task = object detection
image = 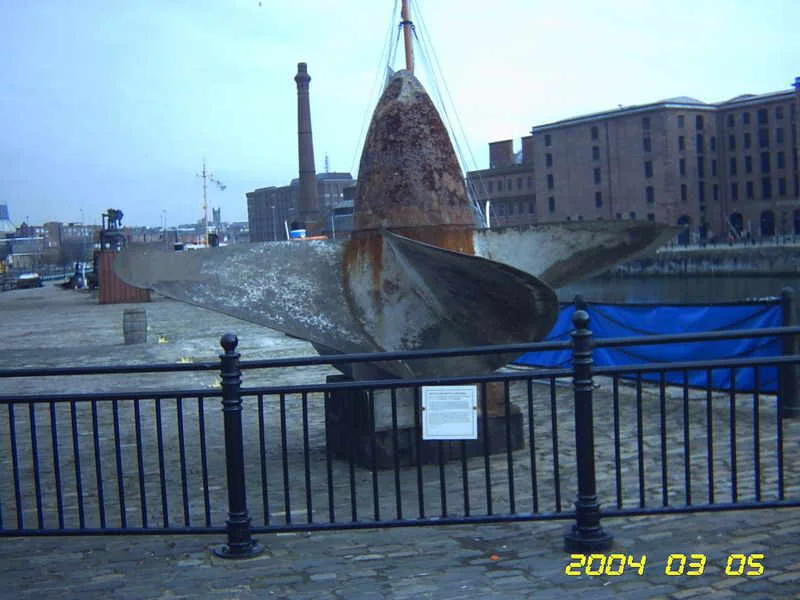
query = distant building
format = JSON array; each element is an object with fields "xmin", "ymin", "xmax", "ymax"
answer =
[
  {"xmin": 466, "ymin": 138, "xmax": 536, "ymax": 227},
  {"xmin": 468, "ymin": 76, "xmax": 800, "ymax": 242},
  {"xmin": 16, "ymin": 221, "xmax": 48, "ymax": 241},
  {"xmin": 332, "ymin": 185, "xmax": 356, "ymax": 237},
  {"xmin": 247, "ymin": 172, "xmax": 356, "ymax": 242},
  {"xmin": 125, "ymin": 226, "xmax": 163, "ymax": 244},
  {"xmin": 43, "ymin": 221, "xmax": 99, "ymax": 248},
  {"xmin": 246, "ymin": 184, "xmax": 296, "ymax": 243},
  {"xmin": 227, "ymin": 221, "xmax": 250, "ymax": 244},
  {"xmin": 0, "ymin": 204, "xmax": 15, "ymax": 265},
  {"xmin": 0, "ymin": 204, "xmax": 15, "ymax": 234}
]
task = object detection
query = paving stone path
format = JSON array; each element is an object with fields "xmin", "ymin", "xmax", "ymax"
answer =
[{"xmin": 0, "ymin": 285, "xmax": 797, "ymax": 598}]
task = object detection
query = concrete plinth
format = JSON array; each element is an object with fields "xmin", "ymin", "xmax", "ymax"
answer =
[{"xmin": 324, "ymin": 376, "xmax": 524, "ymax": 469}]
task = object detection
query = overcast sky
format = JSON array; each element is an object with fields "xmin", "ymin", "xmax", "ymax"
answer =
[{"xmin": 2, "ymin": 0, "xmax": 798, "ymax": 228}]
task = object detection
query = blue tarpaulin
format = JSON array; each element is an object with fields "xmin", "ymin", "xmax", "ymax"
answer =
[{"xmin": 514, "ymin": 300, "xmax": 783, "ymax": 392}]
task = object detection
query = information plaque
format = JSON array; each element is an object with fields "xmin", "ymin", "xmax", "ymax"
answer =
[{"xmin": 421, "ymin": 385, "xmax": 478, "ymax": 440}]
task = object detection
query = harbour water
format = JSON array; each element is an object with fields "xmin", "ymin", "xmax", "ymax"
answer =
[{"xmin": 558, "ymin": 274, "xmax": 800, "ymax": 304}]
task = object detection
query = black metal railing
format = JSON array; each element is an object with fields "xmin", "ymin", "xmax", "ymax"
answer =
[{"xmin": 0, "ymin": 314, "xmax": 798, "ymax": 556}]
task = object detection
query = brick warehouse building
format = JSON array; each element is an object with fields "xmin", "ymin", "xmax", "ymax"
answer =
[
  {"xmin": 247, "ymin": 172, "xmax": 355, "ymax": 242},
  {"xmin": 468, "ymin": 76, "xmax": 800, "ymax": 242}
]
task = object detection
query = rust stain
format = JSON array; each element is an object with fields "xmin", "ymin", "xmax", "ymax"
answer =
[
  {"xmin": 339, "ymin": 70, "xmax": 486, "ymax": 359},
  {"xmin": 354, "ymin": 70, "xmax": 477, "ymax": 231},
  {"xmin": 388, "ymin": 226, "xmax": 475, "ymax": 256},
  {"xmin": 343, "ymin": 230, "xmax": 384, "ymax": 292},
  {"xmin": 343, "ymin": 226, "xmax": 476, "ymax": 296}
]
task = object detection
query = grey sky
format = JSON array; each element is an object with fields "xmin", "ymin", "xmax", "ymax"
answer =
[{"xmin": 1, "ymin": 0, "xmax": 798, "ymax": 228}]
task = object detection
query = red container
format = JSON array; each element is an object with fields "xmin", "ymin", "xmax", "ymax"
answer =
[{"xmin": 95, "ymin": 250, "xmax": 151, "ymax": 304}]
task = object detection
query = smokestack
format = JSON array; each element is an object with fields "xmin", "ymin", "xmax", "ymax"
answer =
[{"xmin": 294, "ymin": 62, "xmax": 320, "ymax": 234}]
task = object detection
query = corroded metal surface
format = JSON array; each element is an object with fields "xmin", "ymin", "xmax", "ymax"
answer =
[
  {"xmin": 341, "ymin": 230, "xmax": 557, "ymax": 376},
  {"xmin": 474, "ymin": 221, "xmax": 682, "ymax": 289},
  {"xmin": 115, "ymin": 69, "xmax": 678, "ymax": 380},
  {"xmin": 355, "ymin": 70, "xmax": 478, "ymax": 231},
  {"xmin": 114, "ymin": 232, "xmax": 558, "ymax": 378},
  {"xmin": 114, "ymin": 240, "xmax": 371, "ymax": 355}
]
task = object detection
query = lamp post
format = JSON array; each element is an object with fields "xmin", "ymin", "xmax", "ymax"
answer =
[{"xmin": 79, "ymin": 209, "xmax": 87, "ymax": 263}]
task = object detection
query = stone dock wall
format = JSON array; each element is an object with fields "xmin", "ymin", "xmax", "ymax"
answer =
[{"xmin": 612, "ymin": 244, "xmax": 800, "ymax": 276}]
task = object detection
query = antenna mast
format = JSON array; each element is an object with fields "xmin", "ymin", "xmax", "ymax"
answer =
[
  {"xmin": 196, "ymin": 159, "xmax": 226, "ymax": 246},
  {"xmin": 400, "ymin": 0, "xmax": 414, "ymax": 74},
  {"xmin": 200, "ymin": 159, "xmax": 208, "ymax": 245}
]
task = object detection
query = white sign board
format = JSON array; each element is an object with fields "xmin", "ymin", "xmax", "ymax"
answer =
[{"xmin": 421, "ymin": 385, "xmax": 478, "ymax": 440}]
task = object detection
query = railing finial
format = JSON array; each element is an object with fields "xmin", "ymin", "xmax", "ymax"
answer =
[{"xmin": 220, "ymin": 332, "xmax": 239, "ymax": 353}]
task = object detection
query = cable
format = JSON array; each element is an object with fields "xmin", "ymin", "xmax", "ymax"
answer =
[
  {"xmin": 350, "ymin": 0, "xmax": 400, "ymax": 174},
  {"xmin": 411, "ymin": 1, "xmax": 486, "ymax": 225}
]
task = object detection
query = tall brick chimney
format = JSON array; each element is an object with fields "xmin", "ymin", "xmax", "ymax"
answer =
[
  {"xmin": 489, "ymin": 140, "xmax": 514, "ymax": 169},
  {"xmin": 294, "ymin": 62, "xmax": 320, "ymax": 233}
]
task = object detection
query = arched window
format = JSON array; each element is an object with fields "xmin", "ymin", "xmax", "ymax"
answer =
[
  {"xmin": 729, "ymin": 212, "xmax": 744, "ymax": 236},
  {"xmin": 677, "ymin": 215, "xmax": 691, "ymax": 245},
  {"xmin": 760, "ymin": 210, "xmax": 775, "ymax": 236}
]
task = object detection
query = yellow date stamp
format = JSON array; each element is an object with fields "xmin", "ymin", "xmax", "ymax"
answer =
[{"xmin": 565, "ymin": 553, "xmax": 765, "ymax": 577}]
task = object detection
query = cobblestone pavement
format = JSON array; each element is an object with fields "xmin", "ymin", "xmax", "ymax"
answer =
[
  {"xmin": 0, "ymin": 285, "xmax": 798, "ymax": 598},
  {"xmin": 2, "ymin": 508, "xmax": 799, "ymax": 599}
]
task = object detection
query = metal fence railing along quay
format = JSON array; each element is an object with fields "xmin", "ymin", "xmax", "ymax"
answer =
[{"xmin": 0, "ymin": 315, "xmax": 798, "ymax": 557}]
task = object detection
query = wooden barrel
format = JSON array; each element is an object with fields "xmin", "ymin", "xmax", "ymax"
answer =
[{"xmin": 122, "ymin": 308, "xmax": 147, "ymax": 345}]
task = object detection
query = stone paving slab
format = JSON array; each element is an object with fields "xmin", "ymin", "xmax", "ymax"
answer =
[
  {"xmin": 1, "ymin": 508, "xmax": 799, "ymax": 599},
  {"xmin": 0, "ymin": 285, "xmax": 798, "ymax": 598}
]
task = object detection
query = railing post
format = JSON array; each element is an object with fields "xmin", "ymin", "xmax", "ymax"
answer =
[
  {"xmin": 564, "ymin": 310, "xmax": 613, "ymax": 552},
  {"xmin": 574, "ymin": 294, "xmax": 587, "ymax": 312},
  {"xmin": 780, "ymin": 288, "xmax": 799, "ymax": 418},
  {"xmin": 213, "ymin": 333, "xmax": 264, "ymax": 559}
]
